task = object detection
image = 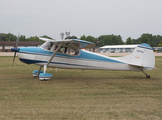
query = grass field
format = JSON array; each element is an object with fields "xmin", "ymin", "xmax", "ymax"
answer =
[{"xmin": 0, "ymin": 56, "xmax": 162, "ymax": 120}]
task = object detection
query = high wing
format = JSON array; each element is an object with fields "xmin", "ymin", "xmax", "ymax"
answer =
[{"xmin": 39, "ymin": 37, "xmax": 95, "ymax": 49}]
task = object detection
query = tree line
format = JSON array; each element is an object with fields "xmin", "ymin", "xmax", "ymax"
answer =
[
  {"xmin": 0, "ymin": 34, "xmax": 51, "ymax": 44},
  {"xmin": 126, "ymin": 34, "xmax": 162, "ymax": 47},
  {"xmin": 80, "ymin": 34, "xmax": 162, "ymax": 47},
  {"xmin": 0, "ymin": 33, "xmax": 162, "ymax": 47}
]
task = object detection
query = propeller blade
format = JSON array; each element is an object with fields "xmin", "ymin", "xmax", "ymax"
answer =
[
  {"xmin": 12, "ymin": 52, "xmax": 16, "ymax": 66},
  {"xmin": 12, "ymin": 34, "xmax": 20, "ymax": 66}
]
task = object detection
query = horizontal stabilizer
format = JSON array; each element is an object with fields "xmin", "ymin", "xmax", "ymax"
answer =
[
  {"xmin": 129, "ymin": 63, "xmax": 156, "ymax": 69},
  {"xmin": 128, "ymin": 63, "xmax": 143, "ymax": 67},
  {"xmin": 129, "ymin": 63, "xmax": 156, "ymax": 70}
]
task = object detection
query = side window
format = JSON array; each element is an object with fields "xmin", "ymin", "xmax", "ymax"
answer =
[
  {"xmin": 69, "ymin": 49, "xmax": 80, "ymax": 56},
  {"xmin": 41, "ymin": 42, "xmax": 80, "ymax": 56},
  {"xmin": 73, "ymin": 49, "xmax": 79, "ymax": 55},
  {"xmin": 59, "ymin": 47, "xmax": 80, "ymax": 56}
]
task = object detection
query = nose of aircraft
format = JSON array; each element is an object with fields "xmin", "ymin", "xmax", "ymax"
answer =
[{"xmin": 11, "ymin": 48, "xmax": 20, "ymax": 52}]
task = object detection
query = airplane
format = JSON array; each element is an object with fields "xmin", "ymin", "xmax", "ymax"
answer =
[{"xmin": 11, "ymin": 36, "xmax": 156, "ymax": 80}]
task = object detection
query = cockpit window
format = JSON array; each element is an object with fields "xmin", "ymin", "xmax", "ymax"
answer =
[{"xmin": 41, "ymin": 41, "xmax": 80, "ymax": 56}]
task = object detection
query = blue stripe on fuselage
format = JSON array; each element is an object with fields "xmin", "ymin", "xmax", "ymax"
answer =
[
  {"xmin": 19, "ymin": 47, "xmax": 125, "ymax": 64},
  {"xmin": 19, "ymin": 58, "xmax": 104, "ymax": 69}
]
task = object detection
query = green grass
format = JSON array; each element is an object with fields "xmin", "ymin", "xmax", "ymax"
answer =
[{"xmin": 0, "ymin": 56, "xmax": 162, "ymax": 120}]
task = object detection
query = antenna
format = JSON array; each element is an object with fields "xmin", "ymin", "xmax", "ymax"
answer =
[
  {"xmin": 60, "ymin": 27, "xmax": 64, "ymax": 40},
  {"xmin": 65, "ymin": 31, "xmax": 70, "ymax": 38},
  {"xmin": 69, "ymin": 26, "xmax": 71, "ymax": 32},
  {"xmin": 60, "ymin": 32, "xmax": 64, "ymax": 40},
  {"xmin": 2, "ymin": 29, "xmax": 3, "ymax": 42},
  {"xmin": 9, "ymin": 29, "xmax": 10, "ymax": 41},
  {"xmin": 65, "ymin": 26, "xmax": 70, "ymax": 38}
]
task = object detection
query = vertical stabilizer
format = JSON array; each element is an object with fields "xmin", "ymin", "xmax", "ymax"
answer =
[{"xmin": 118, "ymin": 43, "xmax": 155, "ymax": 71}]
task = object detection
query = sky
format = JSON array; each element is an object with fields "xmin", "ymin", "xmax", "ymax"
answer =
[{"xmin": 1, "ymin": 0, "xmax": 162, "ymax": 41}]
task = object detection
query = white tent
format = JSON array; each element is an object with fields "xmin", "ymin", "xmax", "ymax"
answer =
[{"xmin": 99, "ymin": 44, "xmax": 139, "ymax": 53}]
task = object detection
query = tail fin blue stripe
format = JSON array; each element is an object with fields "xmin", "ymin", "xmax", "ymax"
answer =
[{"xmin": 139, "ymin": 43, "xmax": 151, "ymax": 48}]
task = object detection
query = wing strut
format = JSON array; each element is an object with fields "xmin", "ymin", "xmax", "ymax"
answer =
[{"xmin": 43, "ymin": 42, "xmax": 63, "ymax": 73}]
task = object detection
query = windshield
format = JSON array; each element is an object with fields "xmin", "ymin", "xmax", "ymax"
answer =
[{"xmin": 41, "ymin": 41, "xmax": 53, "ymax": 50}]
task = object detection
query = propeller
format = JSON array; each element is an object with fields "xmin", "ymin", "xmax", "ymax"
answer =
[{"xmin": 12, "ymin": 34, "xmax": 20, "ymax": 66}]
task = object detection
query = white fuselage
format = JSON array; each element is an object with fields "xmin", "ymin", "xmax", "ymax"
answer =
[{"xmin": 17, "ymin": 47, "xmax": 140, "ymax": 71}]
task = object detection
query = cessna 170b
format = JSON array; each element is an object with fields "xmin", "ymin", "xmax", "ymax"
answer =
[{"xmin": 11, "ymin": 37, "xmax": 155, "ymax": 80}]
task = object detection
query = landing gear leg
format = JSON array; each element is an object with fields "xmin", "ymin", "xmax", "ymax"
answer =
[
  {"xmin": 37, "ymin": 66, "xmax": 43, "ymax": 77},
  {"xmin": 141, "ymin": 69, "xmax": 150, "ymax": 78}
]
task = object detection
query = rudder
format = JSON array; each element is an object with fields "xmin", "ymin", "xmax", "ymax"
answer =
[
  {"xmin": 129, "ymin": 43, "xmax": 155, "ymax": 70},
  {"xmin": 117, "ymin": 43, "xmax": 155, "ymax": 71}
]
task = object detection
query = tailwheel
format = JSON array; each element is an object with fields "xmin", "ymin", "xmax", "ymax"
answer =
[
  {"xmin": 141, "ymin": 69, "xmax": 150, "ymax": 78},
  {"xmin": 146, "ymin": 75, "xmax": 150, "ymax": 78}
]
